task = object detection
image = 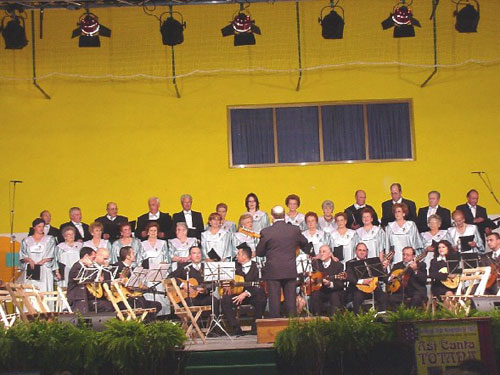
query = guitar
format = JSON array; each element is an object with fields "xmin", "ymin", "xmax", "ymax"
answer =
[
  {"xmin": 304, "ymin": 271, "xmax": 347, "ymax": 295},
  {"xmin": 218, "ymin": 274, "xmax": 262, "ymax": 296},
  {"xmin": 238, "ymin": 227, "xmax": 261, "ymax": 239},
  {"xmin": 387, "ymin": 249, "xmax": 432, "ymax": 293},
  {"xmin": 485, "ymin": 256, "xmax": 500, "ymax": 289},
  {"xmin": 356, "ymin": 250, "xmax": 395, "ymax": 294},
  {"xmin": 439, "ymin": 267, "xmax": 461, "ymax": 289},
  {"xmin": 173, "ymin": 277, "xmax": 206, "ymax": 303}
]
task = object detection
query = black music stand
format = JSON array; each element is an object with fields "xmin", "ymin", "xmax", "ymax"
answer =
[
  {"xmin": 351, "ymin": 257, "xmax": 386, "ymax": 310},
  {"xmin": 204, "ymin": 262, "xmax": 235, "ymax": 339},
  {"xmin": 461, "ymin": 253, "xmax": 480, "ymax": 269}
]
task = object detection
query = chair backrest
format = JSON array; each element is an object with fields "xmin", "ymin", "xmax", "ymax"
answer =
[
  {"xmin": 163, "ymin": 278, "xmax": 185, "ymax": 312},
  {"xmin": 456, "ymin": 267, "xmax": 491, "ymax": 297}
]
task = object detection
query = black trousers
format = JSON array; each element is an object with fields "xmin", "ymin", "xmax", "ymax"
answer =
[
  {"xmin": 352, "ymin": 287, "xmax": 387, "ymax": 314},
  {"xmin": 221, "ymin": 288, "xmax": 267, "ymax": 329},
  {"xmin": 310, "ymin": 290, "xmax": 343, "ymax": 316},
  {"xmin": 388, "ymin": 291, "xmax": 427, "ymax": 309},
  {"xmin": 267, "ymin": 278, "xmax": 296, "ymax": 318}
]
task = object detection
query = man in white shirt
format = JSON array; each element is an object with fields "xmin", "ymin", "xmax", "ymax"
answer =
[
  {"xmin": 483, "ymin": 233, "xmax": 500, "ymax": 295},
  {"xmin": 95, "ymin": 202, "xmax": 129, "ymax": 241},
  {"xmin": 172, "ymin": 194, "xmax": 204, "ymax": 240},
  {"xmin": 381, "ymin": 183, "xmax": 417, "ymax": 226},
  {"xmin": 135, "ymin": 197, "xmax": 172, "ymax": 241},
  {"xmin": 345, "ymin": 190, "xmax": 380, "ymax": 229},
  {"xmin": 59, "ymin": 207, "xmax": 91, "ymax": 243},
  {"xmin": 416, "ymin": 191, "xmax": 451, "ymax": 232}
]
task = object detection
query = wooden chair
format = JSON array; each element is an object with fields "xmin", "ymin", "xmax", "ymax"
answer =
[
  {"xmin": 102, "ymin": 282, "xmax": 155, "ymax": 321},
  {"xmin": 5, "ymin": 283, "xmax": 56, "ymax": 322},
  {"xmin": 0, "ymin": 289, "xmax": 17, "ymax": 329},
  {"xmin": 164, "ymin": 278, "xmax": 210, "ymax": 344},
  {"xmin": 39, "ymin": 286, "xmax": 73, "ymax": 314},
  {"xmin": 443, "ymin": 267, "xmax": 491, "ymax": 314}
]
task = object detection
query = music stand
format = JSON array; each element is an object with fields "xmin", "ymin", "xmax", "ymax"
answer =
[
  {"xmin": 351, "ymin": 257, "xmax": 386, "ymax": 311},
  {"xmin": 296, "ymin": 254, "xmax": 312, "ymax": 312},
  {"xmin": 204, "ymin": 262, "xmax": 235, "ymax": 339},
  {"xmin": 446, "ymin": 256, "xmax": 462, "ymax": 275},
  {"xmin": 461, "ymin": 253, "xmax": 480, "ymax": 269}
]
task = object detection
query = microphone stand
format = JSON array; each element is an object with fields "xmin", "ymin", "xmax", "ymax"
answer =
[
  {"xmin": 473, "ymin": 172, "xmax": 500, "ymax": 209},
  {"xmin": 9, "ymin": 181, "xmax": 21, "ymax": 280}
]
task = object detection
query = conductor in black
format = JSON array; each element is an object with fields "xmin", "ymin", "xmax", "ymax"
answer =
[{"xmin": 256, "ymin": 205, "xmax": 311, "ymax": 318}]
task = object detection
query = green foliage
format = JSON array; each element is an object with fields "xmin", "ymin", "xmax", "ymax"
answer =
[{"xmin": 0, "ymin": 318, "xmax": 186, "ymax": 375}]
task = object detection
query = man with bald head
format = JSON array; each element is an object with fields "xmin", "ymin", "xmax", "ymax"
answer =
[
  {"xmin": 256, "ymin": 206, "xmax": 312, "ymax": 318},
  {"xmin": 345, "ymin": 190, "xmax": 379, "ymax": 229},
  {"xmin": 95, "ymin": 202, "xmax": 128, "ymax": 242},
  {"xmin": 135, "ymin": 197, "xmax": 172, "ymax": 241}
]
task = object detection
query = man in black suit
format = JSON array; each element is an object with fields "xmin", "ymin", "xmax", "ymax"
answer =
[
  {"xmin": 381, "ymin": 183, "xmax": 417, "ymax": 227},
  {"xmin": 220, "ymin": 244, "xmax": 266, "ymax": 335},
  {"xmin": 28, "ymin": 210, "xmax": 60, "ymax": 240},
  {"xmin": 256, "ymin": 205, "xmax": 311, "ymax": 318},
  {"xmin": 171, "ymin": 194, "xmax": 204, "ymax": 241},
  {"xmin": 456, "ymin": 189, "xmax": 497, "ymax": 241},
  {"xmin": 345, "ymin": 190, "xmax": 380, "ymax": 229},
  {"xmin": 309, "ymin": 245, "xmax": 345, "ymax": 316},
  {"xmin": 59, "ymin": 207, "xmax": 92, "ymax": 243},
  {"xmin": 135, "ymin": 197, "xmax": 172, "ymax": 241},
  {"xmin": 345, "ymin": 243, "xmax": 388, "ymax": 314},
  {"xmin": 95, "ymin": 202, "xmax": 128, "ymax": 242},
  {"xmin": 169, "ymin": 246, "xmax": 212, "ymax": 307},
  {"xmin": 387, "ymin": 247, "xmax": 427, "ymax": 309},
  {"xmin": 66, "ymin": 247, "xmax": 114, "ymax": 313},
  {"xmin": 417, "ymin": 191, "xmax": 452, "ymax": 232}
]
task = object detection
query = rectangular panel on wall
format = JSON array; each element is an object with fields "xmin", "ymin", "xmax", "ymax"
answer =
[
  {"xmin": 366, "ymin": 102, "xmax": 413, "ymax": 160},
  {"xmin": 275, "ymin": 107, "xmax": 320, "ymax": 163},
  {"xmin": 230, "ymin": 108, "xmax": 275, "ymax": 165},
  {"xmin": 321, "ymin": 104, "xmax": 366, "ymax": 161}
]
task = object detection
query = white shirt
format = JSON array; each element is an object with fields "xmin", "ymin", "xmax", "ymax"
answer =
[
  {"xmin": 427, "ymin": 205, "xmax": 439, "ymax": 219},
  {"xmin": 43, "ymin": 225, "xmax": 50, "ymax": 235},
  {"xmin": 322, "ymin": 259, "xmax": 331, "ymax": 268},
  {"xmin": 241, "ymin": 260, "xmax": 252, "ymax": 274},
  {"xmin": 492, "ymin": 249, "xmax": 500, "ymax": 259},
  {"xmin": 191, "ymin": 263, "xmax": 201, "ymax": 271},
  {"xmin": 468, "ymin": 204, "xmax": 477, "ymax": 218},
  {"xmin": 437, "ymin": 256, "xmax": 446, "ymax": 262},
  {"xmin": 354, "ymin": 203, "xmax": 366, "ymax": 210},
  {"xmin": 107, "ymin": 215, "xmax": 116, "ymax": 221},
  {"xmin": 72, "ymin": 221, "xmax": 84, "ymax": 237},
  {"xmin": 149, "ymin": 212, "xmax": 160, "ymax": 220},
  {"xmin": 392, "ymin": 198, "xmax": 403, "ymax": 204},
  {"xmin": 183, "ymin": 210, "xmax": 193, "ymax": 228}
]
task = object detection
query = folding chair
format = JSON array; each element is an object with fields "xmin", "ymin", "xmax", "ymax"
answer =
[
  {"xmin": 102, "ymin": 282, "xmax": 154, "ymax": 321},
  {"xmin": 164, "ymin": 278, "xmax": 210, "ymax": 344},
  {"xmin": 5, "ymin": 283, "xmax": 56, "ymax": 322},
  {"xmin": 40, "ymin": 286, "xmax": 73, "ymax": 313},
  {"xmin": 443, "ymin": 267, "xmax": 491, "ymax": 314},
  {"xmin": 0, "ymin": 290, "xmax": 17, "ymax": 329}
]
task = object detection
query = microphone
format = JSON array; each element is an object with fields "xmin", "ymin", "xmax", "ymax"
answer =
[
  {"xmin": 471, "ymin": 171, "xmax": 485, "ymax": 174},
  {"xmin": 10, "ymin": 180, "xmax": 23, "ymax": 183},
  {"xmin": 184, "ymin": 263, "xmax": 192, "ymax": 271}
]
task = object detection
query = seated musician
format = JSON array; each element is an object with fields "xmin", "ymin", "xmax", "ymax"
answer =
[
  {"xmin": 387, "ymin": 246, "xmax": 427, "ymax": 309},
  {"xmin": 345, "ymin": 242, "xmax": 388, "ymax": 314},
  {"xmin": 309, "ymin": 245, "xmax": 345, "ymax": 316},
  {"xmin": 66, "ymin": 247, "xmax": 114, "ymax": 313},
  {"xmin": 169, "ymin": 245, "xmax": 212, "ymax": 306},
  {"xmin": 220, "ymin": 243, "xmax": 266, "ymax": 335},
  {"xmin": 429, "ymin": 240, "xmax": 458, "ymax": 308},
  {"xmin": 114, "ymin": 246, "xmax": 162, "ymax": 316},
  {"xmin": 483, "ymin": 233, "xmax": 500, "ymax": 295}
]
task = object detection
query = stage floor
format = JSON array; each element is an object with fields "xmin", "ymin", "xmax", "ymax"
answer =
[{"xmin": 184, "ymin": 334, "xmax": 273, "ymax": 352}]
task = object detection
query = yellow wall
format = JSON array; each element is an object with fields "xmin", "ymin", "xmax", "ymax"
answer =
[{"xmin": 0, "ymin": 0, "xmax": 499, "ymax": 239}]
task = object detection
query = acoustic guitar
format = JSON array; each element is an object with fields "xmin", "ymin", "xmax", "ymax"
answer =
[
  {"xmin": 356, "ymin": 250, "xmax": 395, "ymax": 294},
  {"xmin": 304, "ymin": 271, "xmax": 347, "ymax": 295},
  {"xmin": 439, "ymin": 267, "xmax": 460, "ymax": 289},
  {"xmin": 218, "ymin": 274, "xmax": 262, "ymax": 296},
  {"xmin": 387, "ymin": 249, "xmax": 432, "ymax": 293},
  {"xmin": 173, "ymin": 277, "xmax": 206, "ymax": 303},
  {"xmin": 486, "ymin": 257, "xmax": 500, "ymax": 289}
]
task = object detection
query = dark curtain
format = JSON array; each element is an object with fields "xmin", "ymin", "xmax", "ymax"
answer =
[
  {"xmin": 230, "ymin": 108, "xmax": 275, "ymax": 165},
  {"xmin": 276, "ymin": 107, "xmax": 320, "ymax": 163},
  {"xmin": 322, "ymin": 105, "xmax": 366, "ymax": 161},
  {"xmin": 366, "ymin": 103, "xmax": 412, "ymax": 160}
]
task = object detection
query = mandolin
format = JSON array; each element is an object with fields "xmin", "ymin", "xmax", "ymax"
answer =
[
  {"xmin": 439, "ymin": 267, "xmax": 460, "ymax": 289},
  {"xmin": 304, "ymin": 271, "xmax": 347, "ymax": 295},
  {"xmin": 238, "ymin": 227, "xmax": 261, "ymax": 239},
  {"xmin": 486, "ymin": 256, "xmax": 500, "ymax": 289},
  {"xmin": 387, "ymin": 249, "xmax": 432, "ymax": 293},
  {"xmin": 356, "ymin": 250, "xmax": 395, "ymax": 294}
]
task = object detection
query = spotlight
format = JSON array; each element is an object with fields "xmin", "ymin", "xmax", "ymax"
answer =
[
  {"xmin": 454, "ymin": 0, "xmax": 479, "ymax": 33},
  {"xmin": 160, "ymin": 12, "xmax": 186, "ymax": 46},
  {"xmin": 0, "ymin": 6, "xmax": 28, "ymax": 49},
  {"xmin": 318, "ymin": 2, "xmax": 344, "ymax": 39},
  {"xmin": 381, "ymin": 1, "xmax": 421, "ymax": 38},
  {"xmin": 221, "ymin": 11, "xmax": 261, "ymax": 46},
  {"xmin": 71, "ymin": 12, "xmax": 111, "ymax": 47}
]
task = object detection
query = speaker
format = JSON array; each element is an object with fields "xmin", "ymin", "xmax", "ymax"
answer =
[
  {"xmin": 470, "ymin": 296, "xmax": 500, "ymax": 312},
  {"xmin": 57, "ymin": 312, "xmax": 116, "ymax": 331}
]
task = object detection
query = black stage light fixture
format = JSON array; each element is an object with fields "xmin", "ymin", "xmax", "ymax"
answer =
[
  {"xmin": 454, "ymin": 0, "xmax": 480, "ymax": 33},
  {"xmin": 221, "ymin": 11, "xmax": 261, "ymax": 46},
  {"xmin": 381, "ymin": 1, "xmax": 421, "ymax": 38},
  {"xmin": 318, "ymin": 1, "xmax": 345, "ymax": 39},
  {"xmin": 160, "ymin": 12, "xmax": 186, "ymax": 46},
  {"xmin": 0, "ymin": 6, "xmax": 28, "ymax": 49},
  {"xmin": 71, "ymin": 12, "xmax": 111, "ymax": 47}
]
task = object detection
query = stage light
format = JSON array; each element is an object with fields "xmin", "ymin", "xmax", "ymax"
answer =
[
  {"xmin": 0, "ymin": 7, "xmax": 28, "ymax": 49},
  {"xmin": 318, "ymin": 2, "xmax": 344, "ymax": 39},
  {"xmin": 454, "ymin": 0, "xmax": 479, "ymax": 33},
  {"xmin": 381, "ymin": 1, "xmax": 421, "ymax": 38},
  {"xmin": 221, "ymin": 11, "xmax": 261, "ymax": 46},
  {"xmin": 160, "ymin": 12, "xmax": 186, "ymax": 46},
  {"xmin": 71, "ymin": 12, "xmax": 111, "ymax": 47}
]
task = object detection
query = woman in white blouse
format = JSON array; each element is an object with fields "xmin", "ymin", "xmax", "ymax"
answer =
[
  {"xmin": 168, "ymin": 222, "xmax": 198, "ymax": 271},
  {"xmin": 421, "ymin": 214, "xmax": 448, "ymax": 269},
  {"xmin": 83, "ymin": 222, "xmax": 111, "ymax": 251},
  {"xmin": 201, "ymin": 212, "xmax": 233, "ymax": 261},
  {"xmin": 110, "ymin": 222, "xmax": 143, "ymax": 264},
  {"xmin": 318, "ymin": 200, "xmax": 337, "ymax": 235},
  {"xmin": 356, "ymin": 208, "xmax": 386, "ymax": 259},
  {"xmin": 216, "ymin": 202, "xmax": 237, "ymax": 233},
  {"xmin": 285, "ymin": 194, "xmax": 306, "ymax": 230},
  {"xmin": 244, "ymin": 193, "xmax": 270, "ymax": 234},
  {"xmin": 330, "ymin": 212, "xmax": 359, "ymax": 264},
  {"xmin": 55, "ymin": 226, "xmax": 82, "ymax": 287},
  {"xmin": 302, "ymin": 211, "xmax": 332, "ymax": 257},
  {"xmin": 446, "ymin": 210, "xmax": 484, "ymax": 253}
]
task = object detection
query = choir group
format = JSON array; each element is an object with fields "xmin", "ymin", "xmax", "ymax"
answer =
[{"xmin": 17, "ymin": 183, "xmax": 500, "ymax": 329}]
